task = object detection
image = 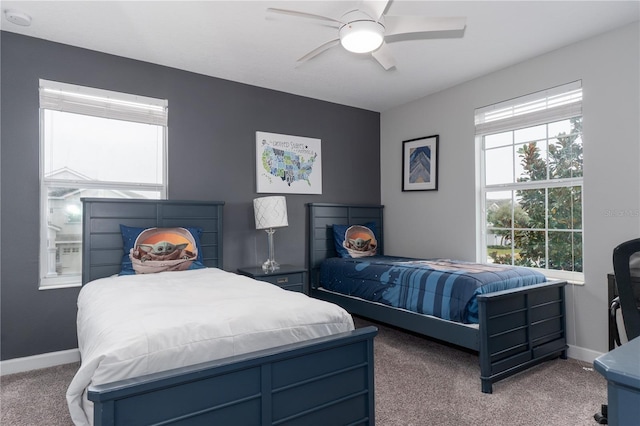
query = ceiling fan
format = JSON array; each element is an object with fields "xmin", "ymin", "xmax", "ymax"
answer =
[{"xmin": 267, "ymin": 0, "xmax": 466, "ymax": 70}]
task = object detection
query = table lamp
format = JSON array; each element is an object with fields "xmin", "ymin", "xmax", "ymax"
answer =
[{"xmin": 253, "ymin": 196, "xmax": 288, "ymax": 271}]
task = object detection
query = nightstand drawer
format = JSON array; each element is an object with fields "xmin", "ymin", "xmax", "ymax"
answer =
[
  {"xmin": 236, "ymin": 265, "xmax": 308, "ymax": 294},
  {"xmin": 258, "ymin": 272, "xmax": 304, "ymax": 287},
  {"xmin": 279, "ymin": 283, "xmax": 304, "ymax": 292}
]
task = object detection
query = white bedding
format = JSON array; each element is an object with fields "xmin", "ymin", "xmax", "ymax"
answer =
[{"xmin": 66, "ymin": 268, "xmax": 354, "ymax": 426}]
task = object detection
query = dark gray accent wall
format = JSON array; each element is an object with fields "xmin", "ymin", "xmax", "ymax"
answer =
[{"xmin": 0, "ymin": 32, "xmax": 380, "ymax": 360}]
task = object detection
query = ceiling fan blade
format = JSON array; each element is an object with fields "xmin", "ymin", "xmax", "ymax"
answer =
[
  {"xmin": 358, "ymin": 0, "xmax": 390, "ymax": 21},
  {"xmin": 372, "ymin": 42, "xmax": 396, "ymax": 70},
  {"xmin": 297, "ymin": 39, "xmax": 341, "ymax": 64},
  {"xmin": 266, "ymin": 8, "xmax": 343, "ymax": 26},
  {"xmin": 384, "ymin": 16, "xmax": 467, "ymax": 37}
]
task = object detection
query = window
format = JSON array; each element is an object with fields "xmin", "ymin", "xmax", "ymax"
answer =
[
  {"xmin": 39, "ymin": 80, "xmax": 168, "ymax": 289},
  {"xmin": 476, "ymin": 81, "xmax": 583, "ymax": 283}
]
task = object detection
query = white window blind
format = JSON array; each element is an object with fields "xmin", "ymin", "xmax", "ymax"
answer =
[
  {"xmin": 39, "ymin": 79, "xmax": 168, "ymax": 126},
  {"xmin": 475, "ymin": 81, "xmax": 582, "ymax": 135}
]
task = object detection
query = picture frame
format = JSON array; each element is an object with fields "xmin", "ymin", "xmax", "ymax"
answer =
[
  {"xmin": 402, "ymin": 135, "xmax": 439, "ymax": 191},
  {"xmin": 256, "ymin": 131, "xmax": 322, "ymax": 194}
]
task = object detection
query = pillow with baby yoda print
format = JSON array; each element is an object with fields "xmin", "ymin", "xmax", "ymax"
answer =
[
  {"xmin": 119, "ymin": 225, "xmax": 205, "ymax": 275},
  {"xmin": 332, "ymin": 222, "xmax": 378, "ymax": 258}
]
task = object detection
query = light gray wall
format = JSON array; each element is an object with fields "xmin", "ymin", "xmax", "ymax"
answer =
[
  {"xmin": 0, "ymin": 32, "xmax": 380, "ymax": 360},
  {"xmin": 380, "ymin": 22, "xmax": 640, "ymax": 357}
]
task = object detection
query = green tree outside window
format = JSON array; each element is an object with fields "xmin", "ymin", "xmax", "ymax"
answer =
[{"xmin": 488, "ymin": 117, "xmax": 583, "ymax": 272}]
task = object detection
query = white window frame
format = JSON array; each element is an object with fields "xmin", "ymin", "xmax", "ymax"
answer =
[
  {"xmin": 475, "ymin": 81, "xmax": 584, "ymax": 284},
  {"xmin": 39, "ymin": 80, "xmax": 168, "ymax": 289}
]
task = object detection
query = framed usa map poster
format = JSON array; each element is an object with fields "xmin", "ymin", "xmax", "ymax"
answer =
[{"xmin": 256, "ymin": 131, "xmax": 322, "ymax": 194}]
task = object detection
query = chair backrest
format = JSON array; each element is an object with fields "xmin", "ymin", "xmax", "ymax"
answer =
[{"xmin": 613, "ymin": 238, "xmax": 640, "ymax": 341}]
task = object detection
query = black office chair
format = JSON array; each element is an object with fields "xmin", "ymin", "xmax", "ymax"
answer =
[
  {"xmin": 594, "ymin": 238, "xmax": 640, "ymax": 424},
  {"xmin": 611, "ymin": 238, "xmax": 640, "ymax": 341}
]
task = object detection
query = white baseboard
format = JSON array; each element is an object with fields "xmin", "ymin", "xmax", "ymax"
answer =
[
  {"xmin": 567, "ymin": 344, "xmax": 605, "ymax": 364},
  {"xmin": 0, "ymin": 348, "xmax": 80, "ymax": 376}
]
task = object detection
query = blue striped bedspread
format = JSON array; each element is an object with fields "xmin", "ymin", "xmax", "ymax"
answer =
[{"xmin": 319, "ymin": 256, "xmax": 547, "ymax": 323}]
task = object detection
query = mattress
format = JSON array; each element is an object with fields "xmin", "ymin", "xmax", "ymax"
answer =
[
  {"xmin": 319, "ymin": 256, "xmax": 547, "ymax": 323},
  {"xmin": 66, "ymin": 268, "xmax": 354, "ymax": 426}
]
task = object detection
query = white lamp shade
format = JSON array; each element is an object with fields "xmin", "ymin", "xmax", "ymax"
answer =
[{"xmin": 254, "ymin": 196, "xmax": 288, "ymax": 229}]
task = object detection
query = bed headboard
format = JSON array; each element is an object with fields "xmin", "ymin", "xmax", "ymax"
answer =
[
  {"xmin": 307, "ymin": 203, "xmax": 384, "ymax": 288},
  {"xmin": 81, "ymin": 198, "xmax": 224, "ymax": 284}
]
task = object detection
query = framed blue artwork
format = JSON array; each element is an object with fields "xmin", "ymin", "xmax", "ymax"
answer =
[{"xmin": 402, "ymin": 134, "xmax": 439, "ymax": 191}]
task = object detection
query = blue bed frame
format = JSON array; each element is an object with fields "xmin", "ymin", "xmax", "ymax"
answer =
[
  {"xmin": 307, "ymin": 203, "xmax": 568, "ymax": 394},
  {"xmin": 80, "ymin": 198, "xmax": 377, "ymax": 426}
]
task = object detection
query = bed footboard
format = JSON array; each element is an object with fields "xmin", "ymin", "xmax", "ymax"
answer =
[
  {"xmin": 89, "ymin": 326, "xmax": 377, "ymax": 426},
  {"xmin": 477, "ymin": 280, "xmax": 568, "ymax": 393}
]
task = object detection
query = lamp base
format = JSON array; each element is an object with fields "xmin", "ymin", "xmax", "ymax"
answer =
[
  {"xmin": 262, "ymin": 259, "xmax": 280, "ymax": 272},
  {"xmin": 262, "ymin": 228, "xmax": 280, "ymax": 272}
]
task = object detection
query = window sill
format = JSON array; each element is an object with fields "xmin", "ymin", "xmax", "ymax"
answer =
[
  {"xmin": 39, "ymin": 276, "xmax": 82, "ymax": 290},
  {"xmin": 39, "ymin": 282, "xmax": 81, "ymax": 290},
  {"xmin": 539, "ymin": 270, "xmax": 584, "ymax": 285}
]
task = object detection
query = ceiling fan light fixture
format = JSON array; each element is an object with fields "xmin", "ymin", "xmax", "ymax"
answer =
[{"xmin": 339, "ymin": 20, "xmax": 384, "ymax": 54}]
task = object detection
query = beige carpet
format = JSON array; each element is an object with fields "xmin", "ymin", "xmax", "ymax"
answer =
[
  {"xmin": 1, "ymin": 362, "xmax": 77, "ymax": 425},
  {"xmin": 363, "ymin": 317, "xmax": 607, "ymax": 426}
]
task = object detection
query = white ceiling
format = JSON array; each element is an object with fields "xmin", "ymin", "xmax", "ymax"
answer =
[{"xmin": 1, "ymin": 1, "xmax": 638, "ymax": 112}]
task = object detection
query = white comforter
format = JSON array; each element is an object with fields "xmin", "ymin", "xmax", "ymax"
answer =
[{"xmin": 66, "ymin": 268, "xmax": 354, "ymax": 426}]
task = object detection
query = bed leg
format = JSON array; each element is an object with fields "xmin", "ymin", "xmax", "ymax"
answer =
[
  {"xmin": 560, "ymin": 348, "xmax": 568, "ymax": 360},
  {"xmin": 481, "ymin": 379, "xmax": 493, "ymax": 394}
]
